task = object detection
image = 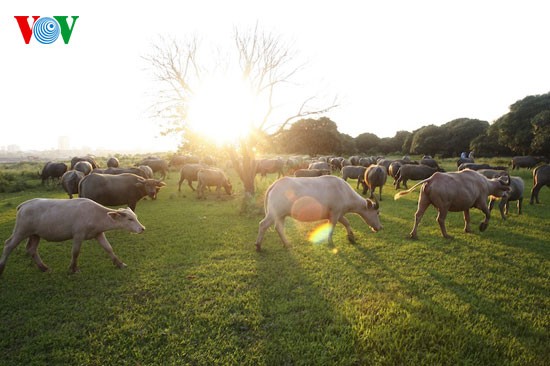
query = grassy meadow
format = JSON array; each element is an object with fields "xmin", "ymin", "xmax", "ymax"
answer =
[{"xmin": 0, "ymin": 157, "xmax": 548, "ymax": 365}]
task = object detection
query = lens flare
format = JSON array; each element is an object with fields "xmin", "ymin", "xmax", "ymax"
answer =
[{"xmin": 307, "ymin": 222, "xmax": 333, "ymax": 244}]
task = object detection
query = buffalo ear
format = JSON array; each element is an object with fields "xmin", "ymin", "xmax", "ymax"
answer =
[{"xmin": 107, "ymin": 211, "xmax": 121, "ymax": 219}]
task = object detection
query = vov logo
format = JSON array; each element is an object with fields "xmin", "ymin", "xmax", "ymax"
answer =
[{"xmin": 14, "ymin": 16, "xmax": 79, "ymax": 44}]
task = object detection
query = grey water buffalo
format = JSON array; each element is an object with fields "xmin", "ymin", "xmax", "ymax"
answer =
[
  {"xmin": 70, "ymin": 156, "xmax": 99, "ymax": 170},
  {"xmin": 139, "ymin": 158, "xmax": 169, "ymax": 179},
  {"xmin": 511, "ymin": 156, "xmax": 547, "ymax": 170},
  {"xmin": 196, "ymin": 168, "xmax": 232, "ymax": 199},
  {"xmin": 254, "ymin": 175, "xmax": 382, "ymax": 251},
  {"xmin": 257, "ymin": 158, "xmax": 285, "ymax": 178},
  {"xmin": 39, "ymin": 162, "xmax": 67, "ymax": 185},
  {"xmin": 489, "ymin": 176, "xmax": 524, "ymax": 219},
  {"xmin": 178, "ymin": 163, "xmax": 207, "ymax": 191},
  {"xmin": 341, "ymin": 166, "xmax": 367, "ymax": 189},
  {"xmin": 530, "ymin": 164, "xmax": 550, "ymax": 204},
  {"xmin": 457, "ymin": 157, "xmax": 474, "ymax": 167},
  {"xmin": 362, "ymin": 164, "xmax": 388, "ymax": 200},
  {"xmin": 0, "ymin": 198, "xmax": 145, "ymax": 275},
  {"xmin": 394, "ymin": 164, "xmax": 442, "ymax": 189},
  {"xmin": 308, "ymin": 161, "xmax": 331, "ymax": 171},
  {"xmin": 294, "ymin": 169, "xmax": 331, "ymax": 177},
  {"xmin": 394, "ymin": 169, "xmax": 511, "ymax": 239},
  {"xmin": 61, "ymin": 170, "xmax": 85, "ymax": 199},
  {"xmin": 107, "ymin": 157, "xmax": 119, "ymax": 168},
  {"xmin": 74, "ymin": 161, "xmax": 93, "ymax": 175},
  {"xmin": 79, "ymin": 173, "xmax": 166, "ymax": 211},
  {"xmin": 138, "ymin": 165, "xmax": 154, "ymax": 179}
]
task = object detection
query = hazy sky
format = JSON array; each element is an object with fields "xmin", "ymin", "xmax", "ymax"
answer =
[{"xmin": 2, "ymin": 1, "xmax": 550, "ymax": 152}]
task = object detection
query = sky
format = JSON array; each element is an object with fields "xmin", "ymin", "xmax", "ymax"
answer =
[{"xmin": 1, "ymin": 0, "xmax": 550, "ymax": 152}]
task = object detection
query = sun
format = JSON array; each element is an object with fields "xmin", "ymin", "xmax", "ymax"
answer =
[{"xmin": 187, "ymin": 75, "xmax": 262, "ymax": 145}]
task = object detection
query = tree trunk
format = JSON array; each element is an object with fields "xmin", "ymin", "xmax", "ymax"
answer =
[{"xmin": 227, "ymin": 138, "xmax": 257, "ymax": 213}]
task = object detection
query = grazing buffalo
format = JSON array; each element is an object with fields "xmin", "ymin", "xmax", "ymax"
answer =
[
  {"xmin": 138, "ymin": 165, "xmax": 154, "ymax": 179},
  {"xmin": 196, "ymin": 168, "xmax": 232, "ymax": 199},
  {"xmin": 79, "ymin": 173, "xmax": 166, "ymax": 211},
  {"xmin": 178, "ymin": 163, "xmax": 207, "ymax": 192},
  {"xmin": 420, "ymin": 157, "xmax": 440, "ymax": 169},
  {"xmin": 511, "ymin": 156, "xmax": 547, "ymax": 170},
  {"xmin": 139, "ymin": 158, "xmax": 169, "ymax": 179},
  {"xmin": 74, "ymin": 161, "xmax": 93, "ymax": 175},
  {"xmin": 169, "ymin": 155, "xmax": 200, "ymax": 169},
  {"xmin": 308, "ymin": 161, "xmax": 331, "ymax": 171},
  {"xmin": 255, "ymin": 175, "xmax": 382, "ymax": 251},
  {"xmin": 70, "ymin": 156, "xmax": 99, "ymax": 170},
  {"xmin": 107, "ymin": 157, "xmax": 120, "ymax": 168},
  {"xmin": 257, "ymin": 158, "xmax": 285, "ymax": 178},
  {"xmin": 61, "ymin": 170, "xmax": 85, "ymax": 199},
  {"xmin": 394, "ymin": 169, "xmax": 511, "ymax": 239},
  {"xmin": 39, "ymin": 162, "xmax": 67, "ymax": 185},
  {"xmin": 394, "ymin": 164, "xmax": 442, "ymax": 189},
  {"xmin": 362, "ymin": 165, "xmax": 388, "ymax": 200},
  {"xmin": 0, "ymin": 198, "xmax": 145, "ymax": 275},
  {"xmin": 341, "ymin": 166, "xmax": 367, "ymax": 189},
  {"xmin": 530, "ymin": 164, "xmax": 550, "ymax": 204},
  {"xmin": 489, "ymin": 176, "xmax": 524, "ymax": 219},
  {"xmin": 457, "ymin": 157, "xmax": 474, "ymax": 167},
  {"xmin": 294, "ymin": 169, "xmax": 331, "ymax": 177}
]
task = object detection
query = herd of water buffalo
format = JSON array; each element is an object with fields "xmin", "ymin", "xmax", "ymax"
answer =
[{"xmin": 0, "ymin": 153, "xmax": 549, "ymax": 274}]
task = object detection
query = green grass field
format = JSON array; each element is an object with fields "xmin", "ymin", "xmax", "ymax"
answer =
[{"xmin": 0, "ymin": 158, "xmax": 548, "ymax": 365}]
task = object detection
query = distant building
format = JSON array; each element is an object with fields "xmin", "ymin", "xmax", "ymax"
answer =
[
  {"xmin": 7, "ymin": 144, "xmax": 20, "ymax": 152},
  {"xmin": 58, "ymin": 136, "xmax": 70, "ymax": 151}
]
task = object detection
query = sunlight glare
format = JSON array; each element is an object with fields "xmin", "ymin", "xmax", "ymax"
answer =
[{"xmin": 187, "ymin": 75, "xmax": 261, "ymax": 145}]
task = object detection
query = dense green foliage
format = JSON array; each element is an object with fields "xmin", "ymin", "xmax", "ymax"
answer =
[{"xmin": 0, "ymin": 158, "xmax": 548, "ymax": 365}]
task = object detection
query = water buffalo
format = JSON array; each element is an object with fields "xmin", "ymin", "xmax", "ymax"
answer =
[
  {"xmin": 395, "ymin": 169, "xmax": 511, "ymax": 239},
  {"xmin": 294, "ymin": 169, "xmax": 331, "ymax": 177},
  {"xmin": 255, "ymin": 175, "xmax": 382, "ymax": 251},
  {"xmin": 511, "ymin": 156, "xmax": 547, "ymax": 170},
  {"xmin": 257, "ymin": 158, "xmax": 285, "ymax": 178},
  {"xmin": 74, "ymin": 161, "xmax": 93, "ymax": 175},
  {"xmin": 0, "ymin": 198, "xmax": 145, "ymax": 275},
  {"xmin": 196, "ymin": 168, "xmax": 232, "ymax": 199},
  {"xmin": 39, "ymin": 162, "xmax": 67, "ymax": 185},
  {"xmin": 92, "ymin": 167, "xmax": 148, "ymax": 179},
  {"xmin": 79, "ymin": 173, "xmax": 166, "ymax": 211},
  {"xmin": 457, "ymin": 157, "xmax": 474, "ymax": 167},
  {"xmin": 178, "ymin": 163, "xmax": 207, "ymax": 192},
  {"xmin": 420, "ymin": 157, "xmax": 440, "ymax": 169},
  {"xmin": 394, "ymin": 164, "xmax": 442, "ymax": 189},
  {"xmin": 61, "ymin": 170, "xmax": 85, "ymax": 199},
  {"xmin": 530, "ymin": 164, "xmax": 550, "ymax": 204},
  {"xmin": 107, "ymin": 157, "xmax": 120, "ymax": 168},
  {"xmin": 70, "ymin": 156, "xmax": 99, "ymax": 170},
  {"xmin": 489, "ymin": 176, "xmax": 524, "ymax": 219},
  {"xmin": 341, "ymin": 166, "xmax": 367, "ymax": 189},
  {"xmin": 139, "ymin": 158, "xmax": 169, "ymax": 179},
  {"xmin": 362, "ymin": 164, "xmax": 388, "ymax": 200}
]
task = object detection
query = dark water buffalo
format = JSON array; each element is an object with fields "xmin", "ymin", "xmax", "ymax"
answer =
[
  {"xmin": 107, "ymin": 157, "xmax": 120, "ymax": 168},
  {"xmin": 92, "ymin": 167, "xmax": 148, "ymax": 179},
  {"xmin": 39, "ymin": 162, "xmax": 67, "ymax": 185},
  {"xmin": 196, "ymin": 168, "xmax": 232, "ymax": 199},
  {"xmin": 178, "ymin": 163, "xmax": 207, "ymax": 191},
  {"xmin": 74, "ymin": 161, "xmax": 93, "ymax": 175},
  {"xmin": 169, "ymin": 155, "xmax": 200, "ymax": 169},
  {"xmin": 0, "ymin": 198, "xmax": 145, "ymax": 275},
  {"xmin": 341, "ymin": 166, "xmax": 367, "ymax": 189},
  {"xmin": 457, "ymin": 157, "xmax": 474, "ymax": 167},
  {"xmin": 362, "ymin": 165, "xmax": 387, "ymax": 200},
  {"xmin": 70, "ymin": 156, "xmax": 99, "ymax": 170},
  {"xmin": 257, "ymin": 158, "xmax": 285, "ymax": 178},
  {"xmin": 420, "ymin": 157, "xmax": 440, "ymax": 169},
  {"xmin": 139, "ymin": 158, "xmax": 169, "ymax": 179},
  {"xmin": 79, "ymin": 173, "xmax": 166, "ymax": 211},
  {"xmin": 255, "ymin": 175, "xmax": 382, "ymax": 251},
  {"xmin": 395, "ymin": 169, "xmax": 511, "ymax": 239},
  {"xmin": 294, "ymin": 169, "xmax": 331, "ymax": 177},
  {"xmin": 489, "ymin": 176, "xmax": 524, "ymax": 219},
  {"xmin": 511, "ymin": 156, "xmax": 547, "ymax": 170},
  {"xmin": 61, "ymin": 170, "xmax": 85, "ymax": 199},
  {"xmin": 394, "ymin": 164, "xmax": 442, "ymax": 189},
  {"xmin": 530, "ymin": 164, "xmax": 550, "ymax": 204}
]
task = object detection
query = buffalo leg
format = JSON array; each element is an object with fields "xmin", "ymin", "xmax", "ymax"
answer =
[
  {"xmin": 463, "ymin": 209, "xmax": 472, "ymax": 233},
  {"xmin": 517, "ymin": 198, "xmax": 523, "ymax": 215},
  {"xmin": 437, "ymin": 208, "xmax": 452, "ymax": 239},
  {"xmin": 338, "ymin": 216, "xmax": 356, "ymax": 244},
  {"xmin": 96, "ymin": 233, "xmax": 126, "ymax": 269},
  {"xmin": 410, "ymin": 200, "xmax": 429, "ymax": 239},
  {"xmin": 479, "ymin": 205, "xmax": 491, "ymax": 232},
  {"xmin": 25, "ymin": 235, "xmax": 48, "ymax": 272},
  {"xmin": 274, "ymin": 218, "xmax": 291, "ymax": 248},
  {"xmin": 530, "ymin": 184, "xmax": 542, "ymax": 204},
  {"xmin": 69, "ymin": 238, "xmax": 84, "ymax": 273},
  {"xmin": 255, "ymin": 215, "xmax": 274, "ymax": 251},
  {"xmin": 0, "ymin": 233, "xmax": 26, "ymax": 275}
]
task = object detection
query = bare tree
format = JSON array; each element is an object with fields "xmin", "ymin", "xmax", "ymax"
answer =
[{"xmin": 144, "ymin": 25, "xmax": 338, "ymax": 206}]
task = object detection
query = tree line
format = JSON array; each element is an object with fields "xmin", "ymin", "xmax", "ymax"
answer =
[{"xmin": 264, "ymin": 92, "xmax": 550, "ymax": 158}]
